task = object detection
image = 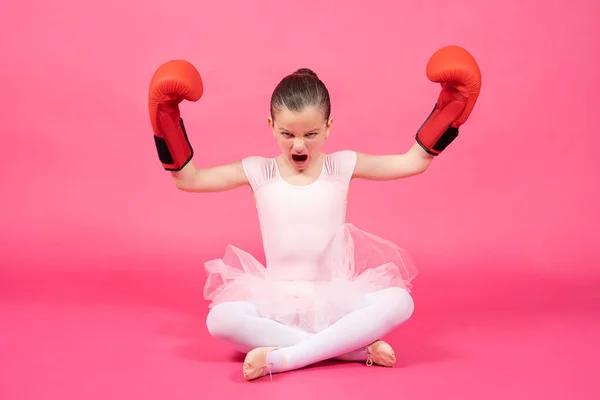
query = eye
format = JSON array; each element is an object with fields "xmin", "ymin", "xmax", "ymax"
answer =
[
  {"xmin": 306, "ymin": 132, "xmax": 317, "ymax": 137},
  {"xmin": 281, "ymin": 132, "xmax": 293, "ymax": 137}
]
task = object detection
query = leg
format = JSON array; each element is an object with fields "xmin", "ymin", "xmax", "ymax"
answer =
[
  {"xmin": 206, "ymin": 301, "xmax": 312, "ymax": 353},
  {"xmin": 243, "ymin": 287, "xmax": 415, "ymax": 380},
  {"xmin": 207, "ymin": 301, "xmax": 379, "ymax": 362}
]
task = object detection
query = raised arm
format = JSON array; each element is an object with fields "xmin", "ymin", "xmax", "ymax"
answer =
[
  {"xmin": 148, "ymin": 59, "xmax": 248, "ymax": 193},
  {"xmin": 354, "ymin": 143, "xmax": 433, "ymax": 181},
  {"xmin": 354, "ymin": 45, "xmax": 482, "ymax": 181},
  {"xmin": 170, "ymin": 160, "xmax": 248, "ymax": 192}
]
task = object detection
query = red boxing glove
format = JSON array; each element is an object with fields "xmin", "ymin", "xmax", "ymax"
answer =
[
  {"xmin": 416, "ymin": 45, "xmax": 482, "ymax": 156},
  {"xmin": 148, "ymin": 60, "xmax": 204, "ymax": 171}
]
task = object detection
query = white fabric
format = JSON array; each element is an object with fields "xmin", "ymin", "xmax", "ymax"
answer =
[
  {"xmin": 206, "ymin": 287, "xmax": 415, "ymax": 367},
  {"xmin": 202, "ymin": 151, "xmax": 418, "ymax": 334}
]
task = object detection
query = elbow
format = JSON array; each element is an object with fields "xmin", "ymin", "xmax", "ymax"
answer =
[
  {"xmin": 415, "ymin": 163, "xmax": 430, "ymax": 176},
  {"xmin": 403, "ymin": 167, "xmax": 426, "ymax": 179},
  {"xmin": 414, "ymin": 157, "xmax": 433, "ymax": 176},
  {"xmin": 173, "ymin": 177, "xmax": 193, "ymax": 192},
  {"xmin": 403, "ymin": 160, "xmax": 430, "ymax": 178}
]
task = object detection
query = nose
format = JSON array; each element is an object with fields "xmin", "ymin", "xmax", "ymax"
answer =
[{"xmin": 292, "ymin": 138, "xmax": 305, "ymax": 153}]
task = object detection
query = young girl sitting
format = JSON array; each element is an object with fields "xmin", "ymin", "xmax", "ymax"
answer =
[{"xmin": 147, "ymin": 45, "xmax": 481, "ymax": 380}]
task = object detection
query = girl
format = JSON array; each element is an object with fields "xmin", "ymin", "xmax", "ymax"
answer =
[{"xmin": 147, "ymin": 47, "xmax": 481, "ymax": 381}]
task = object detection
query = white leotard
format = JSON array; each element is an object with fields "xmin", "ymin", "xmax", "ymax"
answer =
[
  {"xmin": 203, "ymin": 149, "xmax": 416, "ymax": 333},
  {"xmin": 242, "ymin": 150, "xmax": 357, "ymax": 281}
]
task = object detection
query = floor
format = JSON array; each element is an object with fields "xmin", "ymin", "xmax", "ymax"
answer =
[{"xmin": 1, "ymin": 261, "xmax": 598, "ymax": 400}]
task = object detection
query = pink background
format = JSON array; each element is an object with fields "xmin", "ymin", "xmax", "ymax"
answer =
[{"xmin": 1, "ymin": 0, "xmax": 599, "ymax": 399}]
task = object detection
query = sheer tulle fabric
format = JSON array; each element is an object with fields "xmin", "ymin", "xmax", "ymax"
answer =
[{"xmin": 203, "ymin": 223, "xmax": 418, "ymax": 333}]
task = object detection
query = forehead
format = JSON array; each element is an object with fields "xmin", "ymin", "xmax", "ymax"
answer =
[{"xmin": 274, "ymin": 107, "xmax": 326, "ymax": 131}]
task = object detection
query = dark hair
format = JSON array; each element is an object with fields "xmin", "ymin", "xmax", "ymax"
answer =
[{"xmin": 270, "ymin": 68, "xmax": 331, "ymax": 121}]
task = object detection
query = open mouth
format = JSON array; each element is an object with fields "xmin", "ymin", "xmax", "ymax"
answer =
[{"xmin": 292, "ymin": 154, "xmax": 308, "ymax": 163}]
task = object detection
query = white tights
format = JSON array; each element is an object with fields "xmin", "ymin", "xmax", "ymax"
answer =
[{"xmin": 206, "ymin": 287, "xmax": 415, "ymax": 371}]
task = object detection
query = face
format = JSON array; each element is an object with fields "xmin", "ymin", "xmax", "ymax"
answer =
[{"xmin": 269, "ymin": 107, "xmax": 332, "ymax": 171}]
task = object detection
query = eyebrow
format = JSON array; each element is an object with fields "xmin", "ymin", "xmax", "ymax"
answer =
[{"xmin": 279, "ymin": 127, "xmax": 320, "ymax": 132}]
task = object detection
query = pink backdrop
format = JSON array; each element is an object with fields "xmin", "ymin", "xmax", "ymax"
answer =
[{"xmin": 1, "ymin": 0, "xmax": 599, "ymax": 399}]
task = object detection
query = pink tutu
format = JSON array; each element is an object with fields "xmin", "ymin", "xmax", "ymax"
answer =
[{"xmin": 203, "ymin": 223, "xmax": 418, "ymax": 333}]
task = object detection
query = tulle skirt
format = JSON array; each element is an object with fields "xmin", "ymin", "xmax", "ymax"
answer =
[{"xmin": 203, "ymin": 223, "xmax": 418, "ymax": 333}]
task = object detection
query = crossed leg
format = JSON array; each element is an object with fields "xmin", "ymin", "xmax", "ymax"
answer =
[
  {"xmin": 206, "ymin": 300, "xmax": 313, "ymax": 352},
  {"xmin": 206, "ymin": 286, "xmax": 415, "ymax": 379},
  {"xmin": 206, "ymin": 300, "xmax": 371, "ymax": 361}
]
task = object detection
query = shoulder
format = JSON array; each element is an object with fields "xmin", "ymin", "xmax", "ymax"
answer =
[
  {"xmin": 328, "ymin": 150, "xmax": 357, "ymax": 164},
  {"xmin": 241, "ymin": 156, "xmax": 277, "ymax": 190},
  {"xmin": 323, "ymin": 150, "xmax": 357, "ymax": 181}
]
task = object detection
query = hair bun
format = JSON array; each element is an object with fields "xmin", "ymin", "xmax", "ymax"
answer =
[{"xmin": 294, "ymin": 68, "xmax": 318, "ymax": 78}]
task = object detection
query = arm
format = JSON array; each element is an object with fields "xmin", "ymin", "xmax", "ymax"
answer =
[
  {"xmin": 171, "ymin": 159, "xmax": 248, "ymax": 193},
  {"xmin": 353, "ymin": 46, "xmax": 482, "ymax": 181},
  {"xmin": 148, "ymin": 60, "xmax": 248, "ymax": 193},
  {"xmin": 353, "ymin": 142, "xmax": 434, "ymax": 181}
]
